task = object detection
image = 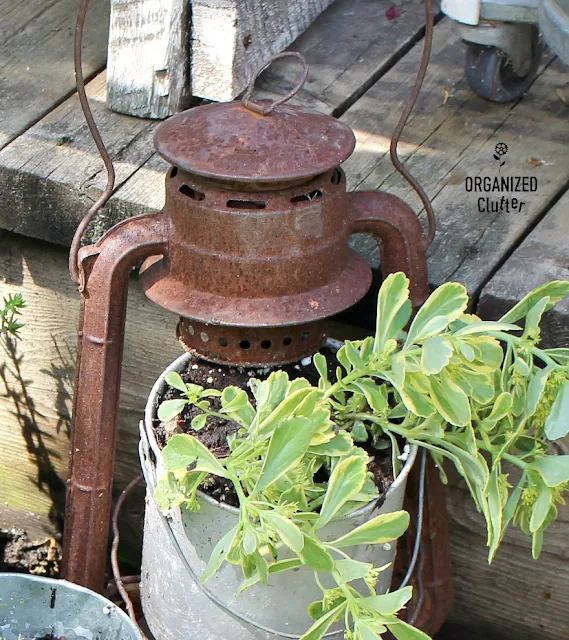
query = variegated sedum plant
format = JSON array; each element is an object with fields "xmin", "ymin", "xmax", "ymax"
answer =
[{"xmin": 155, "ymin": 272, "xmax": 569, "ymax": 640}]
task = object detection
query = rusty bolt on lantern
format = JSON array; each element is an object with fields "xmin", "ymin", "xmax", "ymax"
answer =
[{"xmin": 64, "ymin": 0, "xmax": 451, "ymax": 633}]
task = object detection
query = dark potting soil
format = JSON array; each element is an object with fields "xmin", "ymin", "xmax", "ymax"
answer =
[
  {"xmin": 0, "ymin": 532, "xmax": 64, "ymax": 638},
  {"xmin": 0, "ymin": 529, "xmax": 61, "ymax": 577},
  {"xmin": 152, "ymin": 348, "xmax": 394, "ymax": 508}
]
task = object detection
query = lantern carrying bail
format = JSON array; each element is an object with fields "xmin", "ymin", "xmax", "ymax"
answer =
[{"xmin": 242, "ymin": 51, "xmax": 309, "ymax": 116}]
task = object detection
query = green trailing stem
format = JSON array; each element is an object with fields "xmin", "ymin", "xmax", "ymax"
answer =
[
  {"xmin": 154, "ymin": 272, "xmax": 569, "ymax": 639},
  {"xmin": 0, "ymin": 292, "xmax": 25, "ymax": 339}
]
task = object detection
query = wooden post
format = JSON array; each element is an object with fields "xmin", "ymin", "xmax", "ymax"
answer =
[
  {"xmin": 107, "ymin": 0, "xmax": 335, "ymax": 118},
  {"xmin": 190, "ymin": 0, "xmax": 335, "ymax": 102},
  {"xmin": 107, "ymin": 0, "xmax": 191, "ymax": 119}
]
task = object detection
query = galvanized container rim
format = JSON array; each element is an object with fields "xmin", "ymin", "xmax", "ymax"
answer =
[
  {"xmin": 0, "ymin": 572, "xmax": 143, "ymax": 639},
  {"xmin": 143, "ymin": 346, "xmax": 418, "ymax": 517}
]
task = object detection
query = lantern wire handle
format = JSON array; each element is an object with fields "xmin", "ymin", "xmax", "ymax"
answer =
[
  {"xmin": 242, "ymin": 51, "xmax": 309, "ymax": 115},
  {"xmin": 110, "ymin": 474, "xmax": 148, "ymax": 638},
  {"xmin": 69, "ymin": 0, "xmax": 116, "ymax": 286},
  {"xmin": 390, "ymin": 0, "xmax": 437, "ymax": 246}
]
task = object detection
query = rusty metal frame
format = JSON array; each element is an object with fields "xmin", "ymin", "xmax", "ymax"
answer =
[{"xmin": 63, "ymin": 213, "xmax": 168, "ymax": 591}]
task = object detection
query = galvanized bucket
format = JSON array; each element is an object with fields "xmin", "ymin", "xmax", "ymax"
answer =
[
  {"xmin": 0, "ymin": 573, "xmax": 143, "ymax": 640},
  {"xmin": 139, "ymin": 351, "xmax": 417, "ymax": 640}
]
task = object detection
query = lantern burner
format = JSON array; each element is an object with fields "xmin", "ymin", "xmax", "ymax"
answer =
[
  {"xmin": 177, "ymin": 318, "xmax": 327, "ymax": 367},
  {"xmin": 139, "ymin": 162, "xmax": 375, "ymax": 368}
]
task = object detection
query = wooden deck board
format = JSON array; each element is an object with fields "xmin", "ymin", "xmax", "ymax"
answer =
[
  {"xmin": 0, "ymin": 72, "xmax": 157, "ymax": 246},
  {"xmin": 255, "ymin": 0, "xmax": 438, "ymax": 114},
  {"xmin": 0, "ymin": 231, "xmax": 181, "ymax": 543},
  {"xmin": 446, "ymin": 468, "xmax": 569, "ymax": 640},
  {"xmin": 0, "ymin": 0, "xmax": 109, "ymax": 150}
]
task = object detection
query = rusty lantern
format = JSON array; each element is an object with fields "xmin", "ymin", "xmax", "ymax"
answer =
[{"xmin": 63, "ymin": 36, "xmax": 451, "ymax": 633}]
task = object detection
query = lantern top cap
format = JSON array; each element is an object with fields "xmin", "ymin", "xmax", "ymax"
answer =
[
  {"xmin": 153, "ymin": 100, "xmax": 355, "ymax": 184},
  {"xmin": 153, "ymin": 52, "xmax": 355, "ymax": 184}
]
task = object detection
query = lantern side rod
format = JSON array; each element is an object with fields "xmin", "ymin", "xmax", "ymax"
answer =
[
  {"xmin": 69, "ymin": 0, "xmax": 116, "ymax": 287},
  {"xmin": 390, "ymin": 0, "xmax": 436, "ymax": 246},
  {"xmin": 63, "ymin": 213, "xmax": 169, "ymax": 592}
]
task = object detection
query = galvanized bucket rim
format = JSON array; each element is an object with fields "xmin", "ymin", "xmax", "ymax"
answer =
[
  {"xmin": 0, "ymin": 572, "xmax": 143, "ymax": 639},
  {"xmin": 143, "ymin": 346, "xmax": 418, "ymax": 516}
]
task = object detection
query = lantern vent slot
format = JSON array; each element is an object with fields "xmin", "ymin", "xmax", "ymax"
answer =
[
  {"xmin": 219, "ymin": 338, "xmax": 228, "ymax": 347},
  {"xmin": 283, "ymin": 336, "xmax": 292, "ymax": 346},
  {"xmin": 261, "ymin": 340, "xmax": 272, "ymax": 349},
  {"xmin": 227, "ymin": 199, "xmax": 266, "ymax": 210},
  {"xmin": 170, "ymin": 167, "xmax": 178, "ymax": 178},
  {"xmin": 331, "ymin": 168, "xmax": 343, "ymax": 185},
  {"xmin": 290, "ymin": 190, "xmax": 323, "ymax": 203},
  {"xmin": 180, "ymin": 184, "xmax": 205, "ymax": 201},
  {"xmin": 239, "ymin": 340, "xmax": 252, "ymax": 350}
]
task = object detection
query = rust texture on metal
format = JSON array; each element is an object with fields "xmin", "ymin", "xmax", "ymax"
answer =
[
  {"xmin": 242, "ymin": 51, "xmax": 309, "ymax": 116},
  {"xmin": 349, "ymin": 191, "xmax": 430, "ymax": 309},
  {"xmin": 178, "ymin": 318, "xmax": 327, "ymax": 367},
  {"xmin": 69, "ymin": 0, "xmax": 116, "ymax": 285},
  {"xmin": 153, "ymin": 102, "xmax": 355, "ymax": 185},
  {"xmin": 389, "ymin": 0, "xmax": 437, "ymax": 246},
  {"xmin": 140, "ymin": 167, "xmax": 374, "ymax": 330},
  {"xmin": 63, "ymin": 213, "xmax": 168, "ymax": 592}
]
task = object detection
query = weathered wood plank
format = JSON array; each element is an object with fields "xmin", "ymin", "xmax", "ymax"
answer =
[
  {"xmin": 190, "ymin": 0, "xmax": 334, "ymax": 103},
  {"xmin": 477, "ymin": 189, "xmax": 569, "ymax": 348},
  {"xmin": 107, "ymin": 0, "xmax": 191, "ymax": 119},
  {"xmin": 340, "ymin": 21, "xmax": 569, "ymax": 299},
  {"xmin": 424, "ymin": 57, "xmax": 569, "ymax": 295},
  {"xmin": 0, "ymin": 506, "xmax": 57, "ymax": 543},
  {"xmin": 255, "ymin": 0, "xmax": 438, "ymax": 114},
  {"xmin": 107, "ymin": 0, "xmax": 337, "ymax": 115},
  {"xmin": 0, "ymin": 0, "xmax": 110, "ymax": 149},
  {"xmin": 107, "ymin": 0, "xmax": 434, "ymax": 116},
  {"xmin": 340, "ymin": 19, "xmax": 470, "ymax": 272},
  {"xmin": 0, "ymin": 72, "xmax": 157, "ymax": 247},
  {"xmin": 0, "ymin": 232, "xmax": 182, "ymax": 542},
  {"xmin": 445, "ymin": 469, "xmax": 569, "ymax": 640}
]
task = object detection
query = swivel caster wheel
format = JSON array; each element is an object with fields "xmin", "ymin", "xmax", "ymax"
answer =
[{"xmin": 465, "ymin": 25, "xmax": 542, "ymax": 103}]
